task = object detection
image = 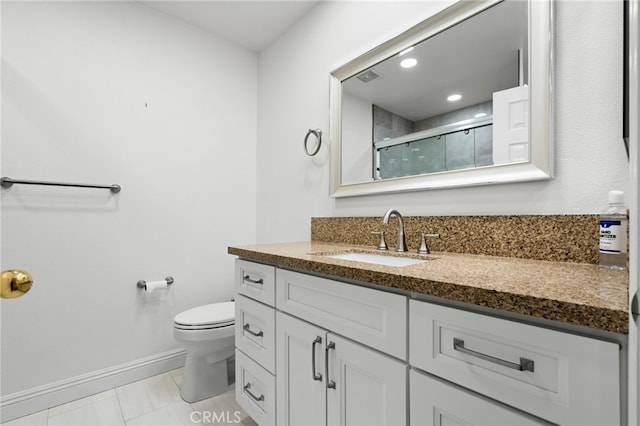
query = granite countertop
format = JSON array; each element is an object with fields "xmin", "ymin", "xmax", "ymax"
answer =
[{"xmin": 228, "ymin": 242, "xmax": 629, "ymax": 334}]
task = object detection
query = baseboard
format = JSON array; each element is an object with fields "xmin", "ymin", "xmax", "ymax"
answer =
[{"xmin": 0, "ymin": 348, "xmax": 186, "ymax": 423}]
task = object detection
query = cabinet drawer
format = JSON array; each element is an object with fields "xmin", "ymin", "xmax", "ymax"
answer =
[
  {"xmin": 410, "ymin": 369, "xmax": 548, "ymax": 425},
  {"xmin": 235, "ymin": 349, "xmax": 276, "ymax": 426},
  {"xmin": 235, "ymin": 259, "xmax": 276, "ymax": 307},
  {"xmin": 409, "ymin": 300, "xmax": 620, "ymax": 425},
  {"xmin": 276, "ymin": 268, "xmax": 407, "ymax": 360},
  {"xmin": 235, "ymin": 295, "xmax": 276, "ymax": 374}
]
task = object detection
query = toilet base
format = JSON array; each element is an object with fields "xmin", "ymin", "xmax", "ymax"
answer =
[{"xmin": 180, "ymin": 355, "xmax": 234, "ymax": 403}]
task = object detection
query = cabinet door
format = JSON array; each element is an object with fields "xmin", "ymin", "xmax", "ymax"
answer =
[
  {"xmin": 410, "ymin": 369, "xmax": 548, "ymax": 426},
  {"xmin": 326, "ymin": 334, "xmax": 407, "ymax": 426},
  {"xmin": 276, "ymin": 312, "xmax": 327, "ymax": 426}
]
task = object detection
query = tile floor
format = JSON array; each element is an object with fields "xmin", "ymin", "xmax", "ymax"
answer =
[{"xmin": 2, "ymin": 368, "xmax": 257, "ymax": 426}]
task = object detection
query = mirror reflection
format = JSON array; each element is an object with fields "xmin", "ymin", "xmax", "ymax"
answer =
[{"xmin": 340, "ymin": 1, "xmax": 530, "ymax": 185}]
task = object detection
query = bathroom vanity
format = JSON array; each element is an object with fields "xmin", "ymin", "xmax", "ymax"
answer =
[{"xmin": 229, "ymin": 241, "xmax": 628, "ymax": 425}]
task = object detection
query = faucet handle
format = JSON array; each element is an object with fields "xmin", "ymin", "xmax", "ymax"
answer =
[
  {"xmin": 418, "ymin": 233, "xmax": 440, "ymax": 255},
  {"xmin": 371, "ymin": 231, "xmax": 388, "ymax": 251}
]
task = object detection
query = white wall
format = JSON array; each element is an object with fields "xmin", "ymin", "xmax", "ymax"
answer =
[
  {"xmin": 256, "ymin": 0, "xmax": 629, "ymax": 243},
  {"xmin": 1, "ymin": 1, "xmax": 257, "ymax": 397}
]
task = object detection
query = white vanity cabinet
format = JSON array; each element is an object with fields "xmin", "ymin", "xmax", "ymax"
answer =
[
  {"xmin": 275, "ymin": 269, "xmax": 408, "ymax": 426},
  {"xmin": 234, "ymin": 258, "xmax": 622, "ymax": 426}
]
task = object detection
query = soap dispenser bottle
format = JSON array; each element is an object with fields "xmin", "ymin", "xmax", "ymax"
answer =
[{"xmin": 599, "ymin": 190, "xmax": 628, "ymax": 270}]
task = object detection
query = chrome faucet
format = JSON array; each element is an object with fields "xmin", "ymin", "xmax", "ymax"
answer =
[{"xmin": 382, "ymin": 209, "xmax": 407, "ymax": 252}]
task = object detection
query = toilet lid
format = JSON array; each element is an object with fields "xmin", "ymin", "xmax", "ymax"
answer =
[{"xmin": 174, "ymin": 302, "xmax": 235, "ymax": 327}]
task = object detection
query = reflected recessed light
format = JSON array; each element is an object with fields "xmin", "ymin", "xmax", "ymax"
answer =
[
  {"xmin": 474, "ymin": 113, "xmax": 487, "ymax": 118},
  {"xmin": 447, "ymin": 94, "xmax": 462, "ymax": 102},
  {"xmin": 400, "ymin": 58, "xmax": 418, "ymax": 68},
  {"xmin": 399, "ymin": 47, "xmax": 414, "ymax": 56}
]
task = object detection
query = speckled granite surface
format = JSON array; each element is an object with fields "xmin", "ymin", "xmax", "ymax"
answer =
[
  {"xmin": 228, "ymin": 242, "xmax": 628, "ymax": 334},
  {"xmin": 311, "ymin": 215, "xmax": 601, "ymax": 264}
]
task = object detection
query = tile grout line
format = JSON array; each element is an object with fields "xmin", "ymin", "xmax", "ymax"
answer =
[
  {"xmin": 167, "ymin": 372, "xmax": 199, "ymax": 417},
  {"xmin": 113, "ymin": 385, "xmax": 127, "ymax": 426}
]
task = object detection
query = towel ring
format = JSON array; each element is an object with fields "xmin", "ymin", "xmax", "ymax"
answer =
[{"xmin": 304, "ymin": 128, "xmax": 322, "ymax": 156}]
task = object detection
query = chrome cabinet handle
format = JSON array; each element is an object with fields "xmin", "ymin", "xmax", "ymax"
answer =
[
  {"xmin": 453, "ymin": 338, "xmax": 534, "ymax": 372},
  {"xmin": 243, "ymin": 323, "xmax": 263, "ymax": 337},
  {"xmin": 325, "ymin": 341, "xmax": 336, "ymax": 389},
  {"xmin": 312, "ymin": 336, "xmax": 323, "ymax": 381},
  {"xmin": 243, "ymin": 383, "xmax": 265, "ymax": 402},
  {"xmin": 243, "ymin": 275, "xmax": 264, "ymax": 285}
]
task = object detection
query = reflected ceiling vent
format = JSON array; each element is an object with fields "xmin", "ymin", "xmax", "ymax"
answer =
[{"xmin": 356, "ymin": 69, "xmax": 381, "ymax": 83}]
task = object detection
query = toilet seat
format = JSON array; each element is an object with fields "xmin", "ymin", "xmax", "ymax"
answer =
[{"xmin": 174, "ymin": 302, "xmax": 235, "ymax": 330}]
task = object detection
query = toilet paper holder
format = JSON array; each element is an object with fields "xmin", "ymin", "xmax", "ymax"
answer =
[{"xmin": 137, "ymin": 276, "xmax": 174, "ymax": 289}]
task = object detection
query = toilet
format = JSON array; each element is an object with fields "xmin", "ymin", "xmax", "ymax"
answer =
[{"xmin": 173, "ymin": 301, "xmax": 235, "ymax": 403}]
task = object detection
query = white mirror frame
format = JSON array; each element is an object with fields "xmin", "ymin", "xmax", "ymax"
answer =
[{"xmin": 329, "ymin": 0, "xmax": 553, "ymax": 198}]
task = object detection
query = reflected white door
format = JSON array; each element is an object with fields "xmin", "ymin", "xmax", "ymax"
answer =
[{"xmin": 492, "ymin": 85, "xmax": 529, "ymax": 165}]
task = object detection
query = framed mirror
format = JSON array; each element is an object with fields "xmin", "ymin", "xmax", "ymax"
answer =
[{"xmin": 329, "ymin": 0, "xmax": 553, "ymax": 198}]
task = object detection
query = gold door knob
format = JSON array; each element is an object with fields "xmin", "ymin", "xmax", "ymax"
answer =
[{"xmin": 1, "ymin": 269, "xmax": 34, "ymax": 299}]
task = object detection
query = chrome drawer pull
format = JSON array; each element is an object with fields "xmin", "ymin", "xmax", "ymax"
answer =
[
  {"xmin": 243, "ymin": 323, "xmax": 263, "ymax": 337},
  {"xmin": 243, "ymin": 275, "xmax": 264, "ymax": 285},
  {"xmin": 453, "ymin": 338, "xmax": 534, "ymax": 372},
  {"xmin": 243, "ymin": 383, "xmax": 265, "ymax": 402},
  {"xmin": 312, "ymin": 336, "xmax": 323, "ymax": 381},
  {"xmin": 325, "ymin": 341, "xmax": 336, "ymax": 389}
]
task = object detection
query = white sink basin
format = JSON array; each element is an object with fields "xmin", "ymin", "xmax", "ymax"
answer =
[{"xmin": 325, "ymin": 252, "xmax": 425, "ymax": 267}]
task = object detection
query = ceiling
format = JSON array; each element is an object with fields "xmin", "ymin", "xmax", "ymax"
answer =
[
  {"xmin": 343, "ymin": 0, "xmax": 528, "ymax": 122},
  {"xmin": 140, "ymin": 0, "xmax": 320, "ymax": 52}
]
